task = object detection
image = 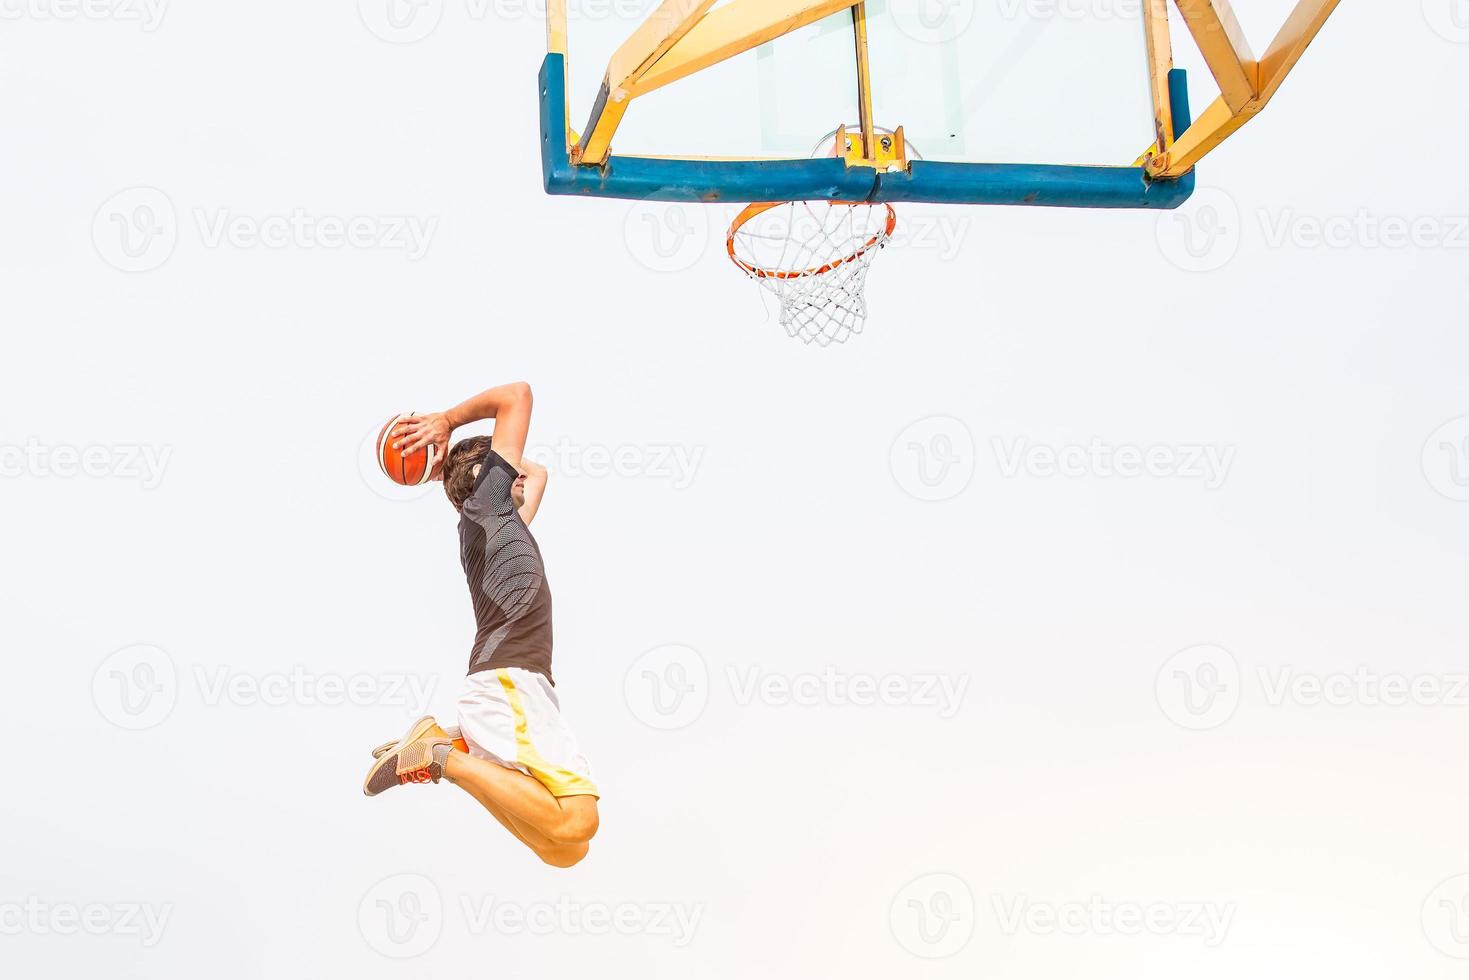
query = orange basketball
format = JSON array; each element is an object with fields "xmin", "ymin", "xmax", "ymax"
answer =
[{"xmin": 376, "ymin": 413, "xmax": 440, "ymax": 487}]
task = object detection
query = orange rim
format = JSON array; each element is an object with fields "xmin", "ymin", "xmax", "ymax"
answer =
[{"xmin": 727, "ymin": 201, "xmax": 897, "ymax": 280}]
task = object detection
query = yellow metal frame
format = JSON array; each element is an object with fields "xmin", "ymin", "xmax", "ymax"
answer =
[
  {"xmin": 849, "ymin": 1, "xmax": 875, "ymax": 162},
  {"xmin": 553, "ymin": 0, "xmax": 1341, "ymax": 179},
  {"xmin": 1139, "ymin": 0, "xmax": 1341, "ymax": 178}
]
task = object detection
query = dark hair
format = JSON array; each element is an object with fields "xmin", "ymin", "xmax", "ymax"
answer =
[{"xmin": 443, "ymin": 436, "xmax": 495, "ymax": 511}]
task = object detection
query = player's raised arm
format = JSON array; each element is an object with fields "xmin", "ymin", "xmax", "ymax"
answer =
[
  {"xmin": 481, "ymin": 382, "xmax": 532, "ymax": 472},
  {"xmin": 395, "ymin": 381, "xmax": 534, "ymax": 470},
  {"xmin": 516, "ymin": 459, "xmax": 548, "ymax": 525}
]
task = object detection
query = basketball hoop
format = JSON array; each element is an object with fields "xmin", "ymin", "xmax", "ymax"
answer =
[
  {"xmin": 727, "ymin": 200, "xmax": 896, "ymax": 346},
  {"xmin": 726, "ymin": 126, "xmax": 914, "ymax": 346}
]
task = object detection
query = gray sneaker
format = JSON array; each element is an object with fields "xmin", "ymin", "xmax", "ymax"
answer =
[{"xmin": 362, "ymin": 716, "xmax": 454, "ymax": 797}]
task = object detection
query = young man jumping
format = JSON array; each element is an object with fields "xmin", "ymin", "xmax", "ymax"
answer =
[{"xmin": 363, "ymin": 381, "xmax": 600, "ymax": 869}]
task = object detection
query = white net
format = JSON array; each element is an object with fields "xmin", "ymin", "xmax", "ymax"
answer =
[{"xmin": 728, "ymin": 200, "xmax": 896, "ymax": 347}]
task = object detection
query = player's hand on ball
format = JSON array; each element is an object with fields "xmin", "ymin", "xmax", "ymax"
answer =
[{"xmin": 395, "ymin": 412, "xmax": 451, "ymax": 456}]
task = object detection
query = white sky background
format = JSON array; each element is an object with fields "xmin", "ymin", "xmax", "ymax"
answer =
[{"xmin": 3, "ymin": 2, "xmax": 1469, "ymax": 978}]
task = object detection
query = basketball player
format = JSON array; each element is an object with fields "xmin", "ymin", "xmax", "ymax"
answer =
[{"xmin": 362, "ymin": 382, "xmax": 599, "ymax": 869}]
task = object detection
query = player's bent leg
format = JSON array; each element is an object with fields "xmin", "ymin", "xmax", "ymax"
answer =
[
  {"xmin": 460, "ymin": 784, "xmax": 581, "ymax": 857},
  {"xmin": 366, "ymin": 732, "xmax": 593, "ymax": 866},
  {"xmin": 444, "ymin": 750, "xmax": 599, "ymax": 847},
  {"xmin": 470, "ymin": 795, "xmax": 588, "ymax": 867},
  {"xmin": 548, "ymin": 795, "xmax": 599, "ymax": 846},
  {"xmin": 444, "ymin": 755, "xmax": 595, "ymax": 866},
  {"xmin": 536, "ymin": 841, "xmax": 589, "ymax": 869},
  {"xmin": 471, "ymin": 792, "xmax": 545, "ymax": 852}
]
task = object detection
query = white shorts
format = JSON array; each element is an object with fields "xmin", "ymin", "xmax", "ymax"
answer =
[{"xmin": 456, "ymin": 668, "xmax": 599, "ymax": 799}]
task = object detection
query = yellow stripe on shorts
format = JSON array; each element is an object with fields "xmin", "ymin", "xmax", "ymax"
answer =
[{"xmin": 495, "ymin": 670, "xmax": 600, "ymax": 799}]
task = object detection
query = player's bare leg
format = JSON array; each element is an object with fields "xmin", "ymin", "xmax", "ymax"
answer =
[
  {"xmin": 443, "ymin": 751, "xmax": 598, "ymax": 868},
  {"xmin": 364, "ymin": 716, "xmax": 597, "ymax": 867}
]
